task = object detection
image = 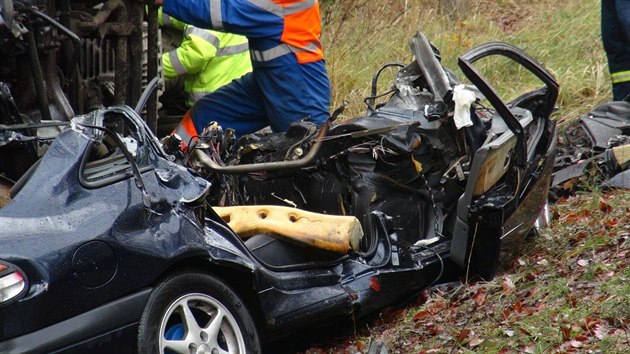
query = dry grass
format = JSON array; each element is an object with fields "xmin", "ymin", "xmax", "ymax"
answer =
[
  {"xmin": 297, "ymin": 1, "xmax": 630, "ymax": 353},
  {"xmin": 302, "ymin": 190, "xmax": 630, "ymax": 353},
  {"xmin": 320, "ymin": 0, "xmax": 609, "ymax": 126}
]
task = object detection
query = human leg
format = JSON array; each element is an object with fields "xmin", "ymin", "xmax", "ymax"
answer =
[
  {"xmin": 172, "ymin": 72, "xmax": 270, "ymax": 145},
  {"xmin": 190, "ymin": 73, "xmax": 270, "ymax": 135},
  {"xmin": 255, "ymin": 61, "xmax": 330, "ymax": 132},
  {"xmin": 602, "ymin": 0, "xmax": 630, "ymax": 100}
]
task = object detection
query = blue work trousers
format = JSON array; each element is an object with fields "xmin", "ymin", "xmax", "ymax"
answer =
[
  {"xmin": 602, "ymin": 0, "xmax": 630, "ymax": 100},
  {"xmin": 189, "ymin": 60, "xmax": 330, "ymax": 138}
]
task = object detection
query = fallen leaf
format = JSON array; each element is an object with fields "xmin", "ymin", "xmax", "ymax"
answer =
[
  {"xmin": 457, "ymin": 328, "xmax": 472, "ymax": 341},
  {"xmin": 472, "ymin": 289, "xmax": 487, "ymax": 306},
  {"xmin": 605, "ymin": 217, "xmax": 620, "ymax": 228},
  {"xmin": 564, "ymin": 209, "xmax": 591, "ymax": 223},
  {"xmin": 570, "ymin": 339, "xmax": 583, "ymax": 348},
  {"xmin": 512, "ymin": 300, "xmax": 523, "ymax": 313},
  {"xmin": 561, "ymin": 326, "xmax": 571, "ymax": 341},
  {"xmin": 523, "ymin": 344, "xmax": 535, "ymax": 353},
  {"xmin": 610, "ymin": 328, "xmax": 625, "ymax": 336},
  {"xmin": 428, "ymin": 297, "xmax": 448, "ymax": 313},
  {"xmin": 469, "ymin": 338, "xmax": 484, "ymax": 347},
  {"xmin": 574, "ymin": 334, "xmax": 588, "ymax": 341},
  {"xmin": 574, "ymin": 232, "xmax": 587, "ymax": 240},
  {"xmin": 426, "ymin": 324, "xmax": 444, "ymax": 335},
  {"xmin": 502, "ymin": 277, "xmax": 515, "ymax": 294},
  {"xmin": 599, "ymin": 199, "xmax": 612, "ymax": 213},
  {"xmin": 502, "ymin": 308, "xmax": 511, "ymax": 320},
  {"xmin": 596, "ymin": 295, "xmax": 611, "ymax": 303},
  {"xmin": 379, "ymin": 307, "xmax": 404, "ymax": 324},
  {"xmin": 521, "ymin": 307, "xmax": 536, "ymax": 316},
  {"xmin": 594, "ymin": 324, "xmax": 607, "ymax": 340},
  {"xmin": 577, "ymin": 259, "xmax": 589, "ymax": 267},
  {"xmin": 413, "ymin": 290, "xmax": 430, "ymax": 306},
  {"xmin": 413, "ymin": 311, "xmax": 431, "ymax": 320},
  {"xmin": 583, "ymin": 318, "xmax": 601, "ymax": 330},
  {"xmin": 519, "ymin": 327, "xmax": 532, "ymax": 336}
]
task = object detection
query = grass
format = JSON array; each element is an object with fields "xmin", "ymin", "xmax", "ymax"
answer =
[
  {"xmin": 302, "ymin": 191, "xmax": 630, "ymax": 353},
  {"xmin": 320, "ymin": 0, "xmax": 609, "ymax": 126},
  {"xmin": 298, "ymin": 0, "xmax": 630, "ymax": 353}
]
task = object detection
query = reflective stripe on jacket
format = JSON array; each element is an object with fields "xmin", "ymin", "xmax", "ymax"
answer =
[
  {"xmin": 158, "ymin": 7, "xmax": 186, "ymax": 31},
  {"xmin": 164, "ymin": 0, "xmax": 331, "ymax": 138},
  {"xmin": 611, "ymin": 70, "xmax": 630, "ymax": 84},
  {"xmin": 162, "ymin": 25, "xmax": 252, "ymax": 106},
  {"xmin": 163, "ymin": 0, "xmax": 324, "ymax": 65}
]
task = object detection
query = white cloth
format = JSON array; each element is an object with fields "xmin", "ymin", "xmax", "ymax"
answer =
[{"xmin": 452, "ymin": 84, "xmax": 477, "ymax": 129}]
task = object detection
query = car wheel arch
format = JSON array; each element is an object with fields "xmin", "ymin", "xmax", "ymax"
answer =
[{"xmin": 153, "ymin": 257, "xmax": 266, "ymax": 333}]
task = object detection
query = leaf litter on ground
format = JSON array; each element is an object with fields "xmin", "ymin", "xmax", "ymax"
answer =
[{"xmin": 301, "ymin": 190, "xmax": 630, "ymax": 354}]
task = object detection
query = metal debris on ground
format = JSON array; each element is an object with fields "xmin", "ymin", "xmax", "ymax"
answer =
[{"xmin": 551, "ymin": 101, "xmax": 630, "ymax": 201}]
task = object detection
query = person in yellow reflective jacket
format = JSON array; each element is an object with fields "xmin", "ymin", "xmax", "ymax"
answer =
[
  {"xmin": 158, "ymin": 8, "xmax": 185, "ymax": 31},
  {"xmin": 159, "ymin": 8, "xmax": 252, "ymax": 107}
]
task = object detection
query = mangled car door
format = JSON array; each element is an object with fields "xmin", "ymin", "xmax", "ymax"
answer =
[
  {"xmin": 77, "ymin": 106, "xmax": 209, "ymax": 260},
  {"xmin": 451, "ymin": 43, "xmax": 558, "ymax": 279}
]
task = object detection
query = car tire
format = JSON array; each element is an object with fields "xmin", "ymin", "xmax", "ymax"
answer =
[{"xmin": 137, "ymin": 271, "xmax": 261, "ymax": 354}]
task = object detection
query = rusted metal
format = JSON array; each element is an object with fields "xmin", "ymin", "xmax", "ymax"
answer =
[
  {"xmin": 145, "ymin": 4, "xmax": 160, "ymax": 134},
  {"xmin": 75, "ymin": 0, "xmax": 126, "ymax": 32},
  {"xmin": 113, "ymin": 37, "xmax": 128, "ymax": 105},
  {"xmin": 194, "ymin": 121, "xmax": 330, "ymax": 173},
  {"xmin": 128, "ymin": 0, "xmax": 145, "ymax": 109}
]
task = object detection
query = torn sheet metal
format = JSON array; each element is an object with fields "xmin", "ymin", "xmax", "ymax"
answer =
[
  {"xmin": 606, "ymin": 169, "xmax": 630, "ymax": 189},
  {"xmin": 581, "ymin": 101, "xmax": 630, "ymax": 149},
  {"xmin": 552, "ymin": 101, "xmax": 630, "ymax": 198},
  {"xmin": 0, "ymin": 28, "xmax": 560, "ymax": 351}
]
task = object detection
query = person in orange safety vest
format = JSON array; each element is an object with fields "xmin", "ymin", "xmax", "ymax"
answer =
[{"xmin": 154, "ymin": 0, "xmax": 330, "ymax": 148}]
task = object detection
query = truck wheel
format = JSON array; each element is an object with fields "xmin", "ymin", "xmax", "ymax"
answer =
[{"xmin": 138, "ymin": 272, "xmax": 260, "ymax": 354}]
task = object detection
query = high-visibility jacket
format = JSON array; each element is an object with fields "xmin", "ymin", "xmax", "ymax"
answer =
[
  {"xmin": 158, "ymin": 7, "xmax": 185, "ymax": 31},
  {"xmin": 162, "ymin": 27, "xmax": 252, "ymax": 106},
  {"xmin": 159, "ymin": 8, "xmax": 252, "ymax": 106},
  {"xmin": 163, "ymin": 0, "xmax": 325, "ymax": 65},
  {"xmin": 162, "ymin": 0, "xmax": 330, "ymax": 140}
]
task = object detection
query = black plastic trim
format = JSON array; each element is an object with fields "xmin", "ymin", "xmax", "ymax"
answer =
[
  {"xmin": 0, "ymin": 288, "xmax": 152, "ymax": 354},
  {"xmin": 79, "ymin": 139, "xmax": 154, "ymax": 189}
]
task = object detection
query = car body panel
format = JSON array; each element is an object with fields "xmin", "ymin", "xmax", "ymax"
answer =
[
  {"xmin": 0, "ymin": 107, "xmax": 226, "ymax": 343},
  {"xmin": 0, "ymin": 5, "xmax": 558, "ymax": 349}
]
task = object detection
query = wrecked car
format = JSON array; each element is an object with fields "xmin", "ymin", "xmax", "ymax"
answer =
[
  {"xmin": 552, "ymin": 100, "xmax": 630, "ymax": 199},
  {"xmin": 1, "ymin": 1, "xmax": 557, "ymax": 353}
]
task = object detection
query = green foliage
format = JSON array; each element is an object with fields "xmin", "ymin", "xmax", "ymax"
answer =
[
  {"xmin": 303, "ymin": 191, "xmax": 630, "ymax": 353},
  {"xmin": 320, "ymin": 0, "xmax": 608, "ymax": 124},
  {"xmin": 301, "ymin": 3, "xmax": 629, "ymax": 352}
]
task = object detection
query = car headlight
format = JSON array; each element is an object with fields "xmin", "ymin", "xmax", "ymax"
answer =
[{"xmin": 0, "ymin": 261, "xmax": 26, "ymax": 303}]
